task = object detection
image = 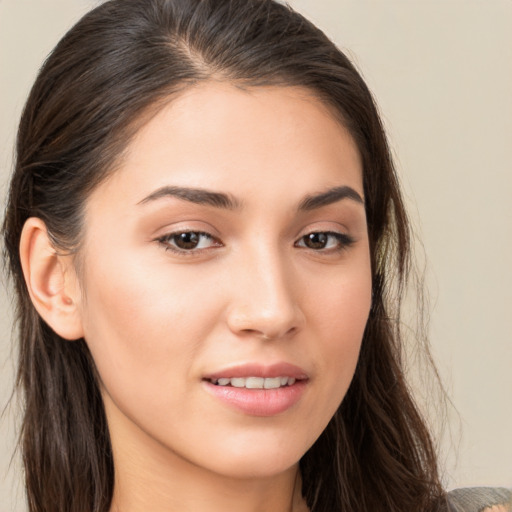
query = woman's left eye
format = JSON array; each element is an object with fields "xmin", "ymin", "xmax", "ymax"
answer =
[
  {"xmin": 157, "ymin": 231, "xmax": 221, "ymax": 253},
  {"xmin": 295, "ymin": 231, "xmax": 354, "ymax": 251}
]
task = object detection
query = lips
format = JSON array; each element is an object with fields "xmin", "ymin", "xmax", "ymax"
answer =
[
  {"xmin": 202, "ymin": 362, "xmax": 309, "ymax": 416},
  {"xmin": 203, "ymin": 362, "xmax": 308, "ymax": 381}
]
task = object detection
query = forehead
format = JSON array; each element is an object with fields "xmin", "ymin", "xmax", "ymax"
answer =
[{"xmin": 87, "ymin": 82, "xmax": 363, "ymax": 212}]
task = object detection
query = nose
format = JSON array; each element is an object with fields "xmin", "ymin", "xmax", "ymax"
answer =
[{"xmin": 225, "ymin": 245, "xmax": 305, "ymax": 340}]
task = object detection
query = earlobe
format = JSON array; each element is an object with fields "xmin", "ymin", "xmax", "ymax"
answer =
[{"xmin": 19, "ymin": 218, "xmax": 84, "ymax": 341}]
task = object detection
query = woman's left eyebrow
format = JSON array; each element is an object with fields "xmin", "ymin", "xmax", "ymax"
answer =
[{"xmin": 298, "ymin": 186, "xmax": 364, "ymax": 211}]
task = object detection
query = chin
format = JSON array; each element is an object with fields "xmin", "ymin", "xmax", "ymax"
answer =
[
  {"xmin": 186, "ymin": 427, "xmax": 315, "ymax": 480},
  {"xmin": 205, "ymin": 453, "xmax": 301, "ymax": 480}
]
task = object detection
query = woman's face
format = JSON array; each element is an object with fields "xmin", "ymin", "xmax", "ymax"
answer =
[{"xmin": 76, "ymin": 83, "xmax": 372, "ymax": 479}]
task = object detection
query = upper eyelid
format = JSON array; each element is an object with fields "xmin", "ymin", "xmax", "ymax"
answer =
[
  {"xmin": 157, "ymin": 228, "xmax": 350, "ymax": 240},
  {"xmin": 150, "ymin": 215, "xmax": 352, "ymax": 238},
  {"xmin": 150, "ymin": 218, "xmax": 220, "ymax": 242},
  {"xmin": 295, "ymin": 227, "xmax": 352, "ymax": 240},
  {"xmin": 297, "ymin": 229, "xmax": 347, "ymax": 236}
]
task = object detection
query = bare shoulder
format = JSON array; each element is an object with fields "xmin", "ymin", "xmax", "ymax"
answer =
[{"xmin": 446, "ymin": 487, "xmax": 512, "ymax": 512}]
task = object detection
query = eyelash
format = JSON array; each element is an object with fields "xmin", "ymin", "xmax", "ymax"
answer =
[
  {"xmin": 156, "ymin": 230, "xmax": 355, "ymax": 256},
  {"xmin": 156, "ymin": 231, "xmax": 220, "ymax": 255},
  {"xmin": 295, "ymin": 231, "xmax": 355, "ymax": 251}
]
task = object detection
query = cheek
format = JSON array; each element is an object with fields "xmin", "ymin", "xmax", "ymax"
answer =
[
  {"xmin": 309, "ymin": 251, "xmax": 372, "ymax": 337},
  {"xmin": 308, "ymin": 257, "xmax": 372, "ymax": 398},
  {"xmin": 77, "ymin": 253, "xmax": 221, "ymax": 413}
]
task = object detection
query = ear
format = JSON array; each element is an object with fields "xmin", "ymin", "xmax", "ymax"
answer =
[{"xmin": 19, "ymin": 217, "xmax": 84, "ymax": 341}]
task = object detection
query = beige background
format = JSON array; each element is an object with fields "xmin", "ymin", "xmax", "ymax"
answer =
[{"xmin": 1, "ymin": 0, "xmax": 511, "ymax": 510}]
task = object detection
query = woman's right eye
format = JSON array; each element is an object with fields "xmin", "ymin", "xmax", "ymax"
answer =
[{"xmin": 156, "ymin": 231, "xmax": 222, "ymax": 253}]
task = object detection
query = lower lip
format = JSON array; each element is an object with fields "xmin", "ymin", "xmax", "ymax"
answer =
[{"xmin": 203, "ymin": 380, "xmax": 307, "ymax": 417}]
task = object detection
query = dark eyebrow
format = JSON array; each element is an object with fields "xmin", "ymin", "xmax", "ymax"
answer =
[
  {"xmin": 138, "ymin": 186, "xmax": 242, "ymax": 210},
  {"xmin": 298, "ymin": 186, "xmax": 364, "ymax": 211}
]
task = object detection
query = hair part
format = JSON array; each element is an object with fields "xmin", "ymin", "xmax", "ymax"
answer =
[{"xmin": 2, "ymin": 1, "xmax": 446, "ymax": 511}]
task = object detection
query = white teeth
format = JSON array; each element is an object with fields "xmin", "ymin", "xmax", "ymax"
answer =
[
  {"xmin": 245, "ymin": 377, "xmax": 264, "ymax": 389},
  {"xmin": 264, "ymin": 377, "xmax": 282, "ymax": 389},
  {"xmin": 210, "ymin": 377, "xmax": 298, "ymax": 389},
  {"xmin": 230, "ymin": 378, "xmax": 246, "ymax": 388}
]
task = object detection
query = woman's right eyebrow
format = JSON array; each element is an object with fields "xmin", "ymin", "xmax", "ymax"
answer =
[{"xmin": 137, "ymin": 185, "xmax": 242, "ymax": 210}]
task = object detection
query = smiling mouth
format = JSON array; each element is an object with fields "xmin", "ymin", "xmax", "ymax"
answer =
[{"xmin": 207, "ymin": 376, "xmax": 298, "ymax": 389}]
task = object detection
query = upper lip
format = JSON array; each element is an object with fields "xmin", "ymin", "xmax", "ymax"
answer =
[{"xmin": 203, "ymin": 362, "xmax": 309, "ymax": 381}]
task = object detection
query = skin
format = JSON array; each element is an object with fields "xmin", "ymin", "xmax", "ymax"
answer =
[{"xmin": 21, "ymin": 83, "xmax": 372, "ymax": 512}]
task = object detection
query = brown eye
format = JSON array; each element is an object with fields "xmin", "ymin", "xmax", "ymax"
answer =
[
  {"xmin": 303, "ymin": 232, "xmax": 329, "ymax": 249},
  {"xmin": 174, "ymin": 232, "xmax": 201, "ymax": 250},
  {"xmin": 157, "ymin": 231, "xmax": 221, "ymax": 253},
  {"xmin": 296, "ymin": 231, "xmax": 355, "ymax": 251}
]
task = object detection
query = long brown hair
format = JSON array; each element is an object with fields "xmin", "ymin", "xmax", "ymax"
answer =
[{"xmin": 2, "ymin": 0, "xmax": 445, "ymax": 511}]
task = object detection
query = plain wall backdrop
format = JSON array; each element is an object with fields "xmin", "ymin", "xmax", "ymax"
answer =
[{"xmin": 1, "ymin": 0, "xmax": 511, "ymax": 510}]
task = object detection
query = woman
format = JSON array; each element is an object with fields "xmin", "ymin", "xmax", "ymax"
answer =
[{"xmin": 1, "ymin": 0, "xmax": 509, "ymax": 511}]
